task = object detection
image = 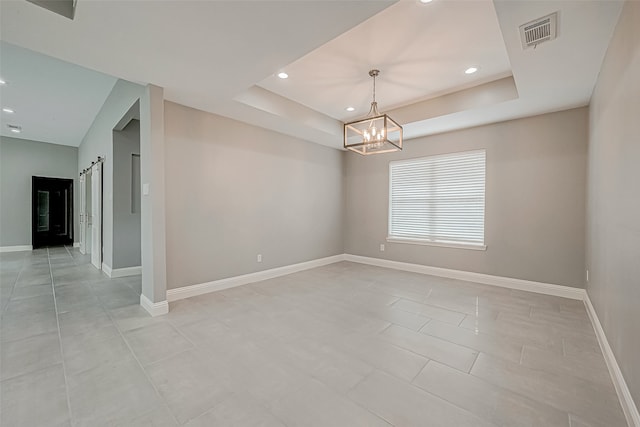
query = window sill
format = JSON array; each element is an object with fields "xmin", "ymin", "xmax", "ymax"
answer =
[{"xmin": 386, "ymin": 237, "xmax": 487, "ymax": 251}]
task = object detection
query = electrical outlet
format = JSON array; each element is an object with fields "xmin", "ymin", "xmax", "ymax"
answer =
[
  {"xmin": 380, "ymin": 244, "xmax": 385, "ymax": 252},
  {"xmin": 257, "ymin": 254, "xmax": 262, "ymax": 263}
]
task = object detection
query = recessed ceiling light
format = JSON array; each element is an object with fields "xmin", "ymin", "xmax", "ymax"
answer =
[
  {"xmin": 277, "ymin": 72, "xmax": 289, "ymax": 79},
  {"xmin": 345, "ymin": 107, "xmax": 355, "ymax": 112},
  {"xmin": 0, "ymin": 79, "xmax": 6, "ymax": 85},
  {"xmin": 11, "ymin": 128, "xmax": 21, "ymax": 133},
  {"xmin": 2, "ymin": 108, "xmax": 15, "ymax": 114},
  {"xmin": 419, "ymin": 0, "xmax": 433, "ymax": 3},
  {"xmin": 465, "ymin": 67, "xmax": 479, "ymax": 74}
]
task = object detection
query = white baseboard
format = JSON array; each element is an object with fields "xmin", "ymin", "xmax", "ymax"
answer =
[
  {"xmin": 140, "ymin": 294, "xmax": 168, "ymax": 317},
  {"xmin": 344, "ymin": 254, "xmax": 586, "ymax": 300},
  {"xmin": 0, "ymin": 245, "xmax": 33, "ymax": 253},
  {"xmin": 102, "ymin": 263, "xmax": 141, "ymax": 278},
  {"xmin": 584, "ymin": 294, "xmax": 640, "ymax": 427},
  {"xmin": 73, "ymin": 242, "xmax": 80, "ymax": 248},
  {"xmin": 101, "ymin": 262, "xmax": 112, "ymax": 277},
  {"xmin": 166, "ymin": 254, "xmax": 345, "ymax": 302},
  {"xmin": 110, "ymin": 266, "xmax": 141, "ymax": 278}
]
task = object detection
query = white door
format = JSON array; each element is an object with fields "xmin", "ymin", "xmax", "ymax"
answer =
[
  {"xmin": 85, "ymin": 171, "xmax": 92, "ymax": 255},
  {"xmin": 90, "ymin": 162, "xmax": 102, "ymax": 270},
  {"xmin": 79, "ymin": 175, "xmax": 86, "ymax": 254}
]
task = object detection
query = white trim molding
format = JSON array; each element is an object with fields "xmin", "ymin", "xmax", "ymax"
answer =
[
  {"xmin": 140, "ymin": 294, "xmax": 168, "ymax": 317},
  {"xmin": 344, "ymin": 254, "xmax": 586, "ymax": 300},
  {"xmin": 73, "ymin": 242, "xmax": 80, "ymax": 248},
  {"xmin": 0, "ymin": 245, "xmax": 33, "ymax": 253},
  {"xmin": 166, "ymin": 254, "xmax": 345, "ymax": 302},
  {"xmin": 110, "ymin": 266, "xmax": 142, "ymax": 278},
  {"xmin": 585, "ymin": 294, "xmax": 640, "ymax": 427},
  {"xmin": 387, "ymin": 237, "xmax": 487, "ymax": 251},
  {"xmin": 101, "ymin": 262, "xmax": 112, "ymax": 277},
  {"xmin": 102, "ymin": 263, "xmax": 141, "ymax": 278}
]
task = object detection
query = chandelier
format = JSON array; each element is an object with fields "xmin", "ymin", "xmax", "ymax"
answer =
[{"xmin": 344, "ymin": 69, "xmax": 403, "ymax": 155}]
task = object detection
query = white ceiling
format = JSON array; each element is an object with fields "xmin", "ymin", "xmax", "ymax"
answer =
[
  {"xmin": 0, "ymin": 42, "xmax": 116, "ymax": 146},
  {"xmin": 258, "ymin": 0, "xmax": 512, "ymax": 122},
  {"xmin": 0, "ymin": 0, "xmax": 625, "ymax": 150}
]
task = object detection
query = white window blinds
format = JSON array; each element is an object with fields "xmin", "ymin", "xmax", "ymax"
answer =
[{"xmin": 388, "ymin": 150, "xmax": 486, "ymax": 248}]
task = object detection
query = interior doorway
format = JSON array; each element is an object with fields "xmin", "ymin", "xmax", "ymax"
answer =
[
  {"xmin": 111, "ymin": 101, "xmax": 142, "ymax": 276},
  {"xmin": 31, "ymin": 176, "xmax": 74, "ymax": 248},
  {"xmin": 79, "ymin": 172, "xmax": 92, "ymax": 255}
]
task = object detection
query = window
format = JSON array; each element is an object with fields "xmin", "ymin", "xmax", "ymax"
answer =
[{"xmin": 388, "ymin": 149, "xmax": 486, "ymax": 250}]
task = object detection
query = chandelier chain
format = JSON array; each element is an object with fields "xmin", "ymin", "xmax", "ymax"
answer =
[{"xmin": 373, "ymin": 72, "xmax": 376, "ymax": 103}]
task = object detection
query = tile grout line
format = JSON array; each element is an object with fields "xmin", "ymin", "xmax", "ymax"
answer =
[
  {"xmin": 384, "ymin": 359, "xmax": 504, "ymax": 427},
  {"xmin": 2, "ymin": 257, "xmax": 24, "ymax": 312},
  {"xmin": 47, "ymin": 247, "xmax": 76, "ymax": 427},
  {"xmin": 380, "ymin": 322, "xmax": 496, "ymax": 368},
  {"xmin": 98, "ymin": 288, "xmax": 181, "ymax": 425},
  {"xmin": 409, "ymin": 359, "xmax": 431, "ymax": 384},
  {"xmin": 343, "ymin": 369, "xmax": 397, "ymax": 427},
  {"xmin": 467, "ymin": 351, "xmax": 481, "ymax": 373}
]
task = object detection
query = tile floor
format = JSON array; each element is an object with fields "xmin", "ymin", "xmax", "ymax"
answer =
[{"xmin": 0, "ymin": 247, "xmax": 627, "ymax": 426}]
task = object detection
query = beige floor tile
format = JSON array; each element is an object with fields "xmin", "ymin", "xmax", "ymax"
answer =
[
  {"xmin": 1, "ymin": 309, "xmax": 59, "ymax": 342},
  {"xmin": 521, "ymin": 345, "xmax": 612, "ymax": 388},
  {"xmin": 10, "ymin": 283, "xmax": 53, "ymax": 300},
  {"xmin": 67, "ymin": 358, "xmax": 162, "ymax": 426},
  {"xmin": 64, "ymin": 334, "xmax": 134, "ymax": 377},
  {"xmin": 124, "ymin": 322, "xmax": 193, "ymax": 366},
  {"xmin": 0, "ymin": 332, "xmax": 62, "ymax": 380},
  {"xmin": 420, "ymin": 319, "xmax": 523, "ymax": 363},
  {"xmin": 109, "ymin": 304, "xmax": 168, "ymax": 332},
  {"xmin": 145, "ymin": 349, "xmax": 234, "ymax": 424},
  {"xmin": 470, "ymin": 353, "xmax": 626, "ymax": 427},
  {"xmin": 185, "ymin": 393, "xmax": 285, "ymax": 427},
  {"xmin": 332, "ymin": 332, "xmax": 428, "ymax": 382},
  {"xmin": 58, "ymin": 305, "xmax": 114, "ymax": 337},
  {"xmin": 381, "ymin": 324, "xmax": 479, "ymax": 372},
  {"xmin": 348, "ymin": 370, "xmax": 495, "ymax": 427},
  {"xmin": 4, "ymin": 293, "xmax": 55, "ymax": 315},
  {"xmin": 271, "ymin": 378, "xmax": 390, "ymax": 426},
  {"xmin": 562, "ymin": 333, "xmax": 602, "ymax": 356},
  {"xmin": 459, "ymin": 312, "xmax": 565, "ymax": 354},
  {"xmin": 392, "ymin": 298, "xmax": 466, "ymax": 325},
  {"xmin": 0, "ymin": 364, "xmax": 70, "ymax": 426},
  {"xmin": 413, "ymin": 361, "xmax": 570, "ymax": 427},
  {"xmin": 278, "ymin": 336, "xmax": 375, "ymax": 394}
]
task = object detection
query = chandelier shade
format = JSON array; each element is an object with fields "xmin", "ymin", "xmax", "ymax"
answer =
[{"xmin": 344, "ymin": 70, "xmax": 403, "ymax": 155}]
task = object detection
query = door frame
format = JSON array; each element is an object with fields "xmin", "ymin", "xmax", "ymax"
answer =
[
  {"xmin": 79, "ymin": 174, "xmax": 86, "ymax": 254},
  {"xmin": 31, "ymin": 176, "xmax": 74, "ymax": 249},
  {"xmin": 90, "ymin": 162, "xmax": 103, "ymax": 270}
]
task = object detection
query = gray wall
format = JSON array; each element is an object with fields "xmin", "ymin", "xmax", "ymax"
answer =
[
  {"xmin": 587, "ymin": 0, "xmax": 640, "ymax": 409},
  {"xmin": 164, "ymin": 101, "xmax": 344, "ymax": 289},
  {"xmin": 78, "ymin": 79, "xmax": 144, "ymax": 269},
  {"xmin": 345, "ymin": 108, "xmax": 588, "ymax": 288},
  {"xmin": 0, "ymin": 136, "xmax": 78, "ymax": 247},
  {"xmin": 112, "ymin": 119, "xmax": 141, "ymax": 269}
]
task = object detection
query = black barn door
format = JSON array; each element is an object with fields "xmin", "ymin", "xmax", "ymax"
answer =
[{"xmin": 32, "ymin": 176, "xmax": 73, "ymax": 249}]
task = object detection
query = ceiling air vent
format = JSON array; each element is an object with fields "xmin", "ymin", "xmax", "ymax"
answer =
[{"xmin": 519, "ymin": 12, "xmax": 558, "ymax": 50}]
